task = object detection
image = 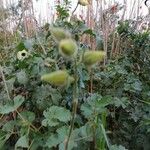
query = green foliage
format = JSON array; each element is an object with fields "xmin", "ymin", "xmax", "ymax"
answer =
[
  {"xmin": 42, "ymin": 106, "xmax": 71, "ymax": 127},
  {"xmin": 15, "ymin": 134, "xmax": 29, "ymax": 148},
  {"xmin": 0, "ymin": 130, "xmax": 11, "ymax": 149},
  {"xmin": 94, "ymin": 22, "xmax": 150, "ymax": 149},
  {"xmin": 0, "ymin": 95, "xmax": 24, "ymax": 114},
  {"xmin": 0, "ymin": 2, "xmax": 150, "ymax": 150},
  {"xmin": 110, "ymin": 145, "xmax": 127, "ymax": 150}
]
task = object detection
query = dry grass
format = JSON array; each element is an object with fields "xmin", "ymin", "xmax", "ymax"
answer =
[{"xmin": 0, "ymin": 0, "xmax": 149, "ymax": 58}]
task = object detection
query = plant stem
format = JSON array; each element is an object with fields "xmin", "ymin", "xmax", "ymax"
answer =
[
  {"xmin": 89, "ymin": 69, "xmax": 97, "ymax": 149},
  {"xmin": 65, "ymin": 59, "xmax": 78, "ymax": 150},
  {"xmin": 100, "ymin": 124, "xmax": 110, "ymax": 149},
  {"xmin": 90, "ymin": 69, "xmax": 93, "ymax": 93}
]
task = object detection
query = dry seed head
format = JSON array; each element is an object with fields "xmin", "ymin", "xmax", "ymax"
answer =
[
  {"xmin": 83, "ymin": 51, "xmax": 106, "ymax": 66},
  {"xmin": 59, "ymin": 39, "xmax": 78, "ymax": 58},
  {"xmin": 78, "ymin": 0, "xmax": 89, "ymax": 6},
  {"xmin": 50, "ymin": 27, "xmax": 71, "ymax": 42}
]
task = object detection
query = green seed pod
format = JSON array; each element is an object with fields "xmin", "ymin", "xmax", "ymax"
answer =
[
  {"xmin": 68, "ymin": 76, "xmax": 75, "ymax": 83},
  {"xmin": 50, "ymin": 27, "xmax": 71, "ymax": 42},
  {"xmin": 59, "ymin": 39, "xmax": 78, "ymax": 58},
  {"xmin": 41, "ymin": 70, "xmax": 74, "ymax": 86},
  {"xmin": 83, "ymin": 51, "xmax": 105, "ymax": 66},
  {"xmin": 78, "ymin": 0, "xmax": 89, "ymax": 6},
  {"xmin": 65, "ymin": 76, "xmax": 75, "ymax": 89}
]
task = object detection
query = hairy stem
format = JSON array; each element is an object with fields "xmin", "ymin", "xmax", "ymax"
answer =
[{"xmin": 65, "ymin": 59, "xmax": 78, "ymax": 150}]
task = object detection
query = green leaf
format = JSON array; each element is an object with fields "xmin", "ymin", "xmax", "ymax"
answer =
[
  {"xmin": 115, "ymin": 65, "xmax": 127, "ymax": 75},
  {"xmin": 6, "ymin": 77, "xmax": 15, "ymax": 94},
  {"xmin": 33, "ymin": 85, "xmax": 53, "ymax": 110},
  {"xmin": 20, "ymin": 111, "xmax": 35, "ymax": 123},
  {"xmin": 50, "ymin": 88, "xmax": 62, "ymax": 105},
  {"xmin": 96, "ymin": 96, "xmax": 113, "ymax": 107},
  {"xmin": 56, "ymin": 126, "xmax": 68, "ymax": 141},
  {"xmin": 124, "ymin": 75, "xmax": 142, "ymax": 92},
  {"xmin": 78, "ymin": 124, "xmax": 92, "ymax": 141},
  {"xmin": 141, "ymin": 119, "xmax": 150, "ymax": 126},
  {"xmin": 81, "ymin": 95, "xmax": 111, "ymax": 118},
  {"xmin": 46, "ymin": 126, "xmax": 68, "ymax": 148},
  {"xmin": 46, "ymin": 134, "xmax": 60, "ymax": 148},
  {"xmin": 139, "ymin": 100, "xmax": 150, "ymax": 105},
  {"xmin": 0, "ymin": 95, "xmax": 24, "ymax": 114},
  {"xmin": 46, "ymin": 126, "xmax": 79, "ymax": 149},
  {"xmin": 15, "ymin": 135, "xmax": 29, "ymax": 148},
  {"xmin": 82, "ymin": 29, "xmax": 96, "ymax": 37},
  {"xmin": 110, "ymin": 144, "xmax": 128, "ymax": 150},
  {"xmin": 81, "ymin": 104, "xmax": 93, "ymax": 118},
  {"xmin": 42, "ymin": 106, "xmax": 71, "ymax": 127},
  {"xmin": 2, "ymin": 120, "xmax": 16, "ymax": 132},
  {"xmin": 96, "ymin": 36, "xmax": 103, "ymax": 49},
  {"xmin": 16, "ymin": 69, "xmax": 28, "ymax": 84},
  {"xmin": 113, "ymin": 97, "xmax": 129, "ymax": 109},
  {"xmin": 16, "ymin": 42, "xmax": 25, "ymax": 51},
  {"xmin": 59, "ymin": 140, "xmax": 77, "ymax": 150},
  {"xmin": 0, "ymin": 130, "xmax": 11, "ymax": 149},
  {"xmin": 29, "ymin": 134, "xmax": 44, "ymax": 150},
  {"xmin": 132, "ymin": 81, "xmax": 142, "ymax": 91},
  {"xmin": 24, "ymin": 39, "xmax": 34, "ymax": 49}
]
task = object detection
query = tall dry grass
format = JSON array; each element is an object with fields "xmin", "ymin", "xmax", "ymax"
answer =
[{"xmin": 0, "ymin": 0, "xmax": 149, "ymax": 58}]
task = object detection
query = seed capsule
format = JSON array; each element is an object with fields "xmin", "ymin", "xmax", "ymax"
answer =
[
  {"xmin": 83, "ymin": 51, "xmax": 105, "ymax": 66},
  {"xmin": 78, "ymin": 0, "xmax": 89, "ymax": 6},
  {"xmin": 59, "ymin": 39, "xmax": 78, "ymax": 58},
  {"xmin": 50, "ymin": 27, "xmax": 71, "ymax": 42},
  {"xmin": 41, "ymin": 70, "xmax": 74, "ymax": 86}
]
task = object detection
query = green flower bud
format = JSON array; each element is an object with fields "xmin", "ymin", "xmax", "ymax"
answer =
[
  {"xmin": 59, "ymin": 39, "xmax": 78, "ymax": 58},
  {"xmin": 78, "ymin": 0, "xmax": 89, "ymax": 6},
  {"xmin": 83, "ymin": 51, "xmax": 105, "ymax": 66},
  {"xmin": 41, "ymin": 70, "xmax": 74, "ymax": 86},
  {"xmin": 50, "ymin": 27, "xmax": 71, "ymax": 42}
]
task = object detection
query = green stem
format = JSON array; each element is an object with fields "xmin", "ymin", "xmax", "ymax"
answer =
[
  {"xmin": 89, "ymin": 69, "xmax": 96, "ymax": 149},
  {"xmin": 90, "ymin": 69, "xmax": 93, "ymax": 93},
  {"xmin": 100, "ymin": 123, "xmax": 110, "ymax": 149},
  {"xmin": 65, "ymin": 59, "xmax": 78, "ymax": 150}
]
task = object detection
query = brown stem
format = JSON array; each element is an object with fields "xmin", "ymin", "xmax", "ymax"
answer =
[{"xmin": 71, "ymin": 3, "xmax": 79, "ymax": 16}]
